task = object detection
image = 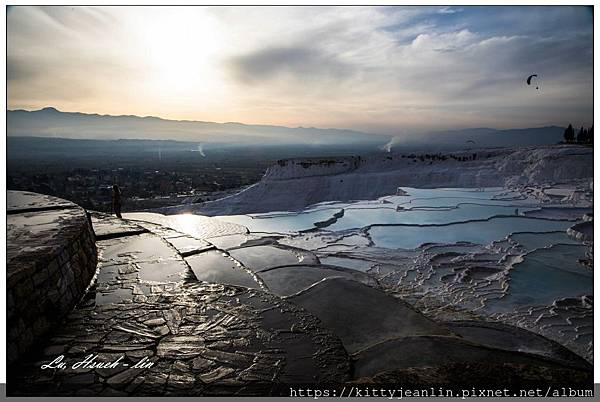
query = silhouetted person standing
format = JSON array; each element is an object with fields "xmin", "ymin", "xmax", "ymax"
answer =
[{"xmin": 112, "ymin": 184, "xmax": 122, "ymax": 218}]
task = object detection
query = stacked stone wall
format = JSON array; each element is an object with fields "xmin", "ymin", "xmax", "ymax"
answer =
[{"xmin": 7, "ymin": 192, "xmax": 97, "ymax": 366}]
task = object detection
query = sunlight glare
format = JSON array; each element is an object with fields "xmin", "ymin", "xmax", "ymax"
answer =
[{"xmin": 131, "ymin": 8, "xmax": 222, "ymax": 96}]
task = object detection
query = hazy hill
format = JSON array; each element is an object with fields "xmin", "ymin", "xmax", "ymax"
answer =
[
  {"xmin": 8, "ymin": 107, "xmax": 567, "ymax": 152},
  {"xmin": 7, "ymin": 107, "xmax": 390, "ymax": 147},
  {"xmin": 6, "ymin": 136, "xmax": 384, "ymax": 171}
]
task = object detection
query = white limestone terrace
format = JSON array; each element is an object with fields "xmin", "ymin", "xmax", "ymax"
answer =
[
  {"xmin": 8, "ymin": 190, "xmax": 593, "ymax": 395},
  {"xmin": 158, "ymin": 144, "xmax": 593, "ymax": 215},
  {"xmin": 148, "ymin": 145, "xmax": 593, "ymax": 365},
  {"xmin": 156, "ymin": 186, "xmax": 593, "ymax": 362}
]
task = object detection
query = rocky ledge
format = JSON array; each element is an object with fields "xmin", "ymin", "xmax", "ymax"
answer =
[
  {"xmin": 7, "ymin": 198, "xmax": 593, "ymax": 396},
  {"xmin": 7, "ymin": 191, "xmax": 97, "ymax": 367}
]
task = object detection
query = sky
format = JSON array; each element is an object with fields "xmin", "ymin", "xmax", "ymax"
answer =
[{"xmin": 7, "ymin": 6, "xmax": 594, "ymax": 135}]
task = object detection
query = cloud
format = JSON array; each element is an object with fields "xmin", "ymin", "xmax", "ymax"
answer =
[
  {"xmin": 437, "ymin": 7, "xmax": 462, "ymax": 14},
  {"xmin": 7, "ymin": 58, "xmax": 35, "ymax": 82},
  {"xmin": 7, "ymin": 6, "xmax": 594, "ymax": 134},
  {"xmin": 228, "ymin": 45, "xmax": 353, "ymax": 85}
]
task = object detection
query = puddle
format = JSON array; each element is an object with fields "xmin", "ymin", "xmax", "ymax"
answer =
[
  {"xmin": 326, "ymin": 204, "xmax": 537, "ymax": 231},
  {"xmin": 509, "ymin": 231, "xmax": 580, "ymax": 251},
  {"xmin": 368, "ymin": 217, "xmax": 573, "ymax": 250},
  {"xmin": 382, "ymin": 187, "xmax": 506, "ymax": 204},
  {"xmin": 98, "ymin": 233, "xmax": 178, "ymax": 263},
  {"xmin": 125, "ymin": 212, "xmax": 247, "ymax": 239},
  {"xmin": 95, "ymin": 263, "xmax": 122, "ymax": 287},
  {"xmin": 95, "ymin": 286, "xmax": 134, "ymax": 305},
  {"xmin": 217, "ymin": 209, "xmax": 340, "ymax": 233},
  {"xmin": 488, "ymin": 244, "xmax": 592, "ymax": 312},
  {"xmin": 422, "ymin": 243, "xmax": 482, "ymax": 254},
  {"xmin": 186, "ymin": 250, "xmax": 261, "ymax": 289},
  {"xmin": 217, "ymin": 188, "xmax": 544, "ymax": 234},
  {"xmin": 278, "ymin": 232, "xmax": 368, "ymax": 251},
  {"xmin": 319, "ymin": 256, "xmax": 375, "ymax": 272},
  {"xmin": 523, "ymin": 207, "xmax": 592, "ymax": 220},
  {"xmin": 395, "ymin": 196, "xmax": 537, "ymax": 209},
  {"xmin": 166, "ymin": 235, "xmax": 213, "ymax": 255},
  {"xmin": 206, "ymin": 233, "xmax": 280, "ymax": 250},
  {"xmin": 228, "ymin": 245, "xmax": 319, "ymax": 272},
  {"xmin": 137, "ymin": 259, "xmax": 189, "ymax": 283}
]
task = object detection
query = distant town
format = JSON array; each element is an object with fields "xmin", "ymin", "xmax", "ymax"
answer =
[
  {"xmin": 6, "ymin": 137, "xmax": 280, "ymax": 212},
  {"xmin": 8, "ymin": 164, "xmax": 265, "ymax": 213},
  {"xmin": 7, "ymin": 137, "xmax": 381, "ymax": 213},
  {"xmin": 7, "ymin": 126, "xmax": 592, "ymax": 214}
]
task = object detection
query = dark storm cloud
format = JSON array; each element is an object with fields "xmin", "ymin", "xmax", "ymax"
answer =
[
  {"xmin": 228, "ymin": 45, "xmax": 353, "ymax": 85},
  {"xmin": 511, "ymin": 33, "xmax": 593, "ymax": 74},
  {"xmin": 7, "ymin": 58, "xmax": 35, "ymax": 82}
]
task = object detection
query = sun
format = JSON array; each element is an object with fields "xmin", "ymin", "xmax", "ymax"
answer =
[{"xmin": 130, "ymin": 8, "xmax": 223, "ymax": 96}]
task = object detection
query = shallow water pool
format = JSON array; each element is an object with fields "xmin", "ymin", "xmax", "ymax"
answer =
[
  {"xmin": 368, "ymin": 217, "xmax": 573, "ymax": 250},
  {"xmin": 487, "ymin": 244, "xmax": 592, "ymax": 312}
]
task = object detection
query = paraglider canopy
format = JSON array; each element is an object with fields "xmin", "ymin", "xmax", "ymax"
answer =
[
  {"xmin": 526, "ymin": 74, "xmax": 537, "ymax": 85},
  {"xmin": 526, "ymin": 74, "xmax": 539, "ymax": 90}
]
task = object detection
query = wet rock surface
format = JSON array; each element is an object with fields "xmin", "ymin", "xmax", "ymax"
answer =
[
  {"xmin": 288, "ymin": 277, "xmax": 452, "ymax": 353},
  {"xmin": 9, "ymin": 212, "xmax": 350, "ymax": 396},
  {"xmin": 124, "ymin": 212, "xmax": 248, "ymax": 239},
  {"xmin": 568, "ymin": 219, "xmax": 593, "ymax": 243},
  {"xmin": 186, "ymin": 250, "xmax": 262, "ymax": 290},
  {"xmin": 8, "ymin": 184, "xmax": 594, "ymax": 395},
  {"xmin": 228, "ymin": 244, "xmax": 320, "ymax": 272},
  {"xmin": 90, "ymin": 213, "xmax": 148, "ymax": 239},
  {"xmin": 10, "ymin": 283, "xmax": 350, "ymax": 396},
  {"xmin": 266, "ymin": 187, "xmax": 593, "ymax": 363},
  {"xmin": 351, "ymin": 335, "xmax": 590, "ymax": 379},
  {"xmin": 260, "ymin": 264, "xmax": 378, "ymax": 297},
  {"xmin": 444, "ymin": 320, "xmax": 590, "ymax": 370}
]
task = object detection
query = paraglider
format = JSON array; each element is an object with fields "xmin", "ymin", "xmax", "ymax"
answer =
[
  {"xmin": 466, "ymin": 140, "xmax": 475, "ymax": 144},
  {"xmin": 526, "ymin": 74, "xmax": 539, "ymax": 90}
]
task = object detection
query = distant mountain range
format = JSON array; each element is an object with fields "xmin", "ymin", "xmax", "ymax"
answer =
[
  {"xmin": 7, "ymin": 107, "xmax": 389, "ymax": 147},
  {"xmin": 7, "ymin": 107, "xmax": 565, "ymax": 150}
]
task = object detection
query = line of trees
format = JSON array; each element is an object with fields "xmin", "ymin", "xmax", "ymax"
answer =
[{"xmin": 563, "ymin": 124, "xmax": 593, "ymax": 144}]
